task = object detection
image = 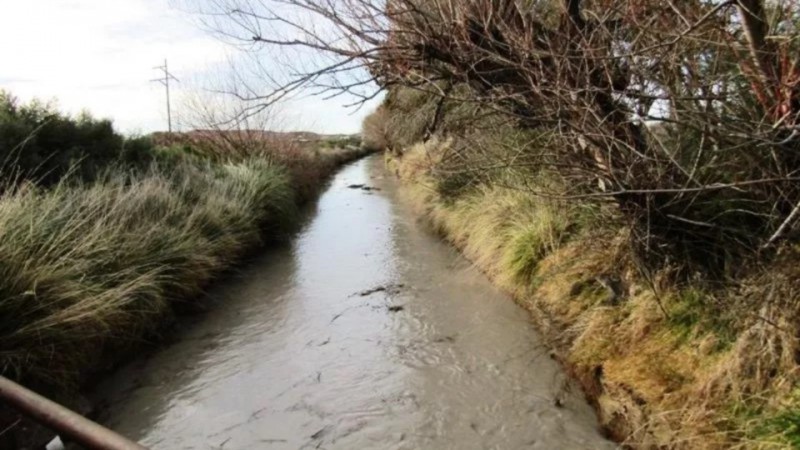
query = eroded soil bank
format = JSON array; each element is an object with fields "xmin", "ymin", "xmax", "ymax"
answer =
[{"xmin": 92, "ymin": 155, "xmax": 613, "ymax": 449}]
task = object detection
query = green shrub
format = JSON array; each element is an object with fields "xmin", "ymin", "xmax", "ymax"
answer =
[{"xmin": 0, "ymin": 91, "xmax": 154, "ymax": 185}]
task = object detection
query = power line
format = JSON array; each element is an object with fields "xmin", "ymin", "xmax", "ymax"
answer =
[{"xmin": 151, "ymin": 59, "xmax": 179, "ymax": 133}]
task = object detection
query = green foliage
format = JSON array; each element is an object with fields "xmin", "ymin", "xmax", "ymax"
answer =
[
  {"xmin": 150, "ymin": 143, "xmax": 207, "ymax": 169},
  {"xmin": 503, "ymin": 201, "xmax": 571, "ymax": 284},
  {"xmin": 0, "ymin": 137, "xmax": 372, "ymax": 388},
  {"xmin": 319, "ymin": 135, "xmax": 360, "ymax": 149},
  {"xmin": 757, "ymin": 407, "xmax": 800, "ymax": 448},
  {"xmin": 0, "ymin": 92, "xmax": 372, "ymax": 388},
  {"xmin": 730, "ymin": 389, "xmax": 800, "ymax": 448},
  {"xmin": 667, "ymin": 288, "xmax": 737, "ymax": 349},
  {"xmin": 505, "ymin": 225, "xmax": 549, "ymax": 283},
  {"xmin": 0, "ymin": 91, "xmax": 154, "ymax": 185}
]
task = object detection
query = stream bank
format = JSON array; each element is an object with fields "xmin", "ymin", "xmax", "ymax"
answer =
[
  {"xmin": 387, "ymin": 141, "xmax": 800, "ymax": 448},
  {"xmin": 0, "ymin": 145, "xmax": 371, "ymax": 449},
  {"xmin": 92, "ymin": 155, "xmax": 613, "ymax": 449}
]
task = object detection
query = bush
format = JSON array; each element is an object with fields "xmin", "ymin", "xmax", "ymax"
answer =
[
  {"xmin": 346, "ymin": 0, "xmax": 800, "ymax": 278},
  {"xmin": 0, "ymin": 91, "xmax": 154, "ymax": 185}
]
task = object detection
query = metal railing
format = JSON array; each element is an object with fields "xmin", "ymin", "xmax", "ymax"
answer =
[{"xmin": 0, "ymin": 376, "xmax": 147, "ymax": 450}]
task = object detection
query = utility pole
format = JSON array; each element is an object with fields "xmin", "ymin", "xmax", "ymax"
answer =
[{"xmin": 151, "ymin": 59, "xmax": 179, "ymax": 133}]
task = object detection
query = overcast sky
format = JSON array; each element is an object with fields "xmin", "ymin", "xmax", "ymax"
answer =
[{"xmin": 0, "ymin": 0, "xmax": 378, "ymax": 135}]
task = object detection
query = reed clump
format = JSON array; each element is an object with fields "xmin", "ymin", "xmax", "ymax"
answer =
[{"xmin": 0, "ymin": 159, "xmax": 295, "ymax": 387}]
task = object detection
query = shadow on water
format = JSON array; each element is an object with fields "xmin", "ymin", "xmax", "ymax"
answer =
[{"xmin": 92, "ymin": 156, "xmax": 616, "ymax": 449}]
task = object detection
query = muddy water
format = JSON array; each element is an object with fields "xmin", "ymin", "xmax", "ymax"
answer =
[{"xmin": 94, "ymin": 156, "xmax": 614, "ymax": 449}]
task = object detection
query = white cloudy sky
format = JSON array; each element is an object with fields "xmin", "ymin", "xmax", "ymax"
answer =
[{"xmin": 0, "ymin": 0, "xmax": 378, "ymax": 134}]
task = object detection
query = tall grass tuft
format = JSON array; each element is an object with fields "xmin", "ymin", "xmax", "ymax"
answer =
[{"xmin": 0, "ymin": 158, "xmax": 295, "ymax": 387}]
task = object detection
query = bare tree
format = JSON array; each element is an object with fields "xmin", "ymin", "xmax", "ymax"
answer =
[
  {"xmin": 193, "ymin": 0, "xmax": 800, "ymax": 271},
  {"xmin": 175, "ymin": 86, "xmax": 300, "ymax": 161}
]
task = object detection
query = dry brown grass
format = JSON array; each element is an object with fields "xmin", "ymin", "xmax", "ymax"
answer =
[{"xmin": 390, "ymin": 141, "xmax": 800, "ymax": 449}]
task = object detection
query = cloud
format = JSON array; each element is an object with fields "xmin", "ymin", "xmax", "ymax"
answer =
[
  {"xmin": 1, "ymin": 0, "xmax": 228, "ymax": 133},
  {"xmin": 0, "ymin": 0, "xmax": 380, "ymax": 134}
]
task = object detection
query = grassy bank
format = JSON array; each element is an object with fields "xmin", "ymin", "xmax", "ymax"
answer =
[
  {"xmin": 389, "ymin": 141, "xmax": 800, "ymax": 449},
  {"xmin": 0, "ymin": 93, "xmax": 372, "ymax": 397},
  {"xmin": 0, "ymin": 159, "xmax": 291, "ymax": 387},
  {"xmin": 0, "ymin": 143, "xmax": 370, "ymax": 392}
]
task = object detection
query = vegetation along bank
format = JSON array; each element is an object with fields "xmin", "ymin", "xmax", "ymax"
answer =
[
  {"xmin": 300, "ymin": 0, "xmax": 800, "ymax": 446},
  {"xmin": 0, "ymin": 91, "xmax": 371, "ymax": 444},
  {"xmin": 179, "ymin": 1, "xmax": 800, "ymax": 444},
  {"xmin": 363, "ymin": 80, "xmax": 800, "ymax": 448}
]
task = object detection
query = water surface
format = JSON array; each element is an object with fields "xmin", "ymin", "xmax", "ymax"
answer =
[{"xmin": 95, "ymin": 156, "xmax": 614, "ymax": 449}]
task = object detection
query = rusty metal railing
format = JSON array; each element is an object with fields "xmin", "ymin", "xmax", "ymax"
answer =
[{"xmin": 0, "ymin": 376, "xmax": 147, "ymax": 450}]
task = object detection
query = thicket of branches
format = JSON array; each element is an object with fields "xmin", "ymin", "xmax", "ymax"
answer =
[{"xmin": 200, "ymin": 0, "xmax": 800, "ymax": 276}]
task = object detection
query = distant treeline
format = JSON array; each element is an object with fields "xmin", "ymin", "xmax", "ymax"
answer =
[{"xmin": 0, "ymin": 91, "xmax": 154, "ymax": 185}]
